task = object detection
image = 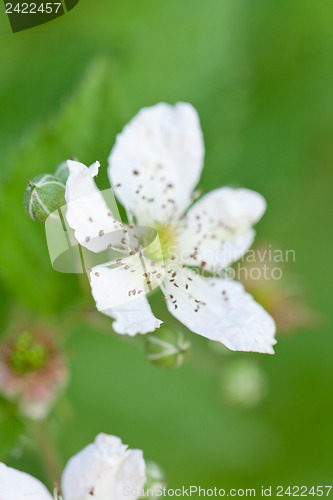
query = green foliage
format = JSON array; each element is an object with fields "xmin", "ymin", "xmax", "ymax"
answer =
[{"xmin": 0, "ymin": 397, "xmax": 24, "ymax": 460}]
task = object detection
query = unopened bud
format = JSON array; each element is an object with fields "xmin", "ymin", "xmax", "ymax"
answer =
[
  {"xmin": 145, "ymin": 327, "xmax": 191, "ymax": 368},
  {"xmin": 54, "ymin": 162, "xmax": 69, "ymax": 184},
  {"xmin": 24, "ymin": 174, "xmax": 65, "ymax": 223}
]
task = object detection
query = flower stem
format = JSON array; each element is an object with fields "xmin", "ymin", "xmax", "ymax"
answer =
[
  {"xmin": 57, "ymin": 208, "xmax": 71, "ymax": 248},
  {"xmin": 78, "ymin": 243, "xmax": 87, "ymax": 276},
  {"xmin": 32, "ymin": 419, "xmax": 62, "ymax": 488},
  {"xmin": 58, "ymin": 208, "xmax": 87, "ymax": 275}
]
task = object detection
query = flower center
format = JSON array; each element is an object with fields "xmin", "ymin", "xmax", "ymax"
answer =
[
  {"xmin": 10, "ymin": 332, "xmax": 49, "ymax": 375},
  {"xmin": 145, "ymin": 223, "xmax": 177, "ymax": 263}
]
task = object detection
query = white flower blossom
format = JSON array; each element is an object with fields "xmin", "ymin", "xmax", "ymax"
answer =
[
  {"xmin": 0, "ymin": 433, "xmax": 146, "ymax": 500},
  {"xmin": 64, "ymin": 102, "xmax": 276, "ymax": 353}
]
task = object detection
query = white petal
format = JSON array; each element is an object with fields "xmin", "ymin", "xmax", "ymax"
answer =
[
  {"xmin": 65, "ymin": 160, "xmax": 124, "ymax": 253},
  {"xmin": 178, "ymin": 187, "xmax": 267, "ymax": 270},
  {"xmin": 161, "ymin": 268, "xmax": 276, "ymax": 354},
  {"xmin": 192, "ymin": 187, "xmax": 267, "ymax": 227},
  {"xmin": 0, "ymin": 463, "xmax": 52, "ymax": 500},
  {"xmin": 108, "ymin": 102, "xmax": 204, "ymax": 225},
  {"xmin": 90, "ymin": 254, "xmax": 163, "ymax": 335},
  {"xmin": 61, "ymin": 433, "xmax": 146, "ymax": 500},
  {"xmin": 91, "ymin": 292, "xmax": 162, "ymax": 336}
]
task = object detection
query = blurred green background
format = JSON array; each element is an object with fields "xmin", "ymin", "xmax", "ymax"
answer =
[{"xmin": 0, "ymin": 0, "xmax": 333, "ymax": 496}]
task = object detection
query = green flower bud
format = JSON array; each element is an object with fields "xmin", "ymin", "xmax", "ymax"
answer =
[
  {"xmin": 24, "ymin": 174, "xmax": 66, "ymax": 223},
  {"xmin": 145, "ymin": 327, "xmax": 191, "ymax": 368},
  {"xmin": 143, "ymin": 460, "xmax": 167, "ymax": 497},
  {"xmin": 54, "ymin": 161, "xmax": 69, "ymax": 184}
]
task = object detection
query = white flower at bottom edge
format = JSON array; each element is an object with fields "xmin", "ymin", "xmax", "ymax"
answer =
[
  {"xmin": 0, "ymin": 433, "xmax": 146, "ymax": 500},
  {"xmin": 64, "ymin": 102, "xmax": 277, "ymax": 354}
]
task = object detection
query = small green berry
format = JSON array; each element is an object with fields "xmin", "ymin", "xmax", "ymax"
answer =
[
  {"xmin": 24, "ymin": 174, "xmax": 66, "ymax": 223},
  {"xmin": 54, "ymin": 161, "xmax": 70, "ymax": 184},
  {"xmin": 145, "ymin": 327, "xmax": 191, "ymax": 368}
]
